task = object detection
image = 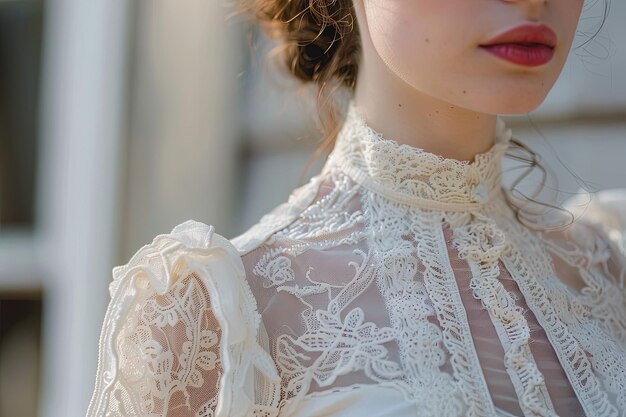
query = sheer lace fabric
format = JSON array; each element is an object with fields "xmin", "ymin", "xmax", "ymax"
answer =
[
  {"xmin": 87, "ymin": 101, "xmax": 626, "ymax": 417},
  {"xmin": 86, "ymin": 223, "xmax": 281, "ymax": 417}
]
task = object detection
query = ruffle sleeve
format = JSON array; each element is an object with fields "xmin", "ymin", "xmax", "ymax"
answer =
[{"xmin": 86, "ymin": 220, "xmax": 281, "ymax": 417}]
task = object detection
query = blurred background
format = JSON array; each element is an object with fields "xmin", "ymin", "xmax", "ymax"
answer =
[{"xmin": 0, "ymin": 0, "xmax": 624, "ymax": 416}]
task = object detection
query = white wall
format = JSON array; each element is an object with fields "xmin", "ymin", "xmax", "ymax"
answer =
[{"xmin": 121, "ymin": 0, "xmax": 244, "ymax": 255}]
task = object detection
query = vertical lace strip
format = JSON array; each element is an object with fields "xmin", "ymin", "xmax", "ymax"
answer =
[
  {"xmin": 361, "ymin": 190, "xmax": 496, "ymax": 417},
  {"xmin": 496, "ymin": 213, "xmax": 621, "ymax": 417},
  {"xmin": 449, "ymin": 210, "xmax": 558, "ymax": 417},
  {"xmin": 406, "ymin": 206, "xmax": 498, "ymax": 417}
]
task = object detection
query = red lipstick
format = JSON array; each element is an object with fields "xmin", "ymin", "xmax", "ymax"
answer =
[{"xmin": 479, "ymin": 23, "xmax": 557, "ymax": 67}]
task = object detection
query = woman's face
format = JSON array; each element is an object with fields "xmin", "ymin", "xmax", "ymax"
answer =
[{"xmin": 353, "ymin": 0, "xmax": 585, "ymax": 115}]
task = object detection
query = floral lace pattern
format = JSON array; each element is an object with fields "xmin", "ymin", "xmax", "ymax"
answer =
[
  {"xmin": 87, "ymin": 221, "xmax": 281, "ymax": 417},
  {"xmin": 239, "ymin": 101, "xmax": 625, "ymax": 416},
  {"xmin": 88, "ymin": 100, "xmax": 626, "ymax": 417}
]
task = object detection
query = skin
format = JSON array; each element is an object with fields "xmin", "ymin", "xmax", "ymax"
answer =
[{"xmin": 351, "ymin": 0, "xmax": 585, "ymax": 162}]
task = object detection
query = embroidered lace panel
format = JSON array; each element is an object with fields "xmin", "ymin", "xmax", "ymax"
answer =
[
  {"xmin": 237, "ymin": 102, "xmax": 625, "ymax": 416},
  {"xmin": 88, "ymin": 100, "xmax": 626, "ymax": 417}
]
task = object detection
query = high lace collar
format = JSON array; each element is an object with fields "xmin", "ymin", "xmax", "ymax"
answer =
[{"xmin": 322, "ymin": 100, "xmax": 513, "ymax": 212}]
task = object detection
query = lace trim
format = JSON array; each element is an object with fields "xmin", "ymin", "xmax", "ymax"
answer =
[
  {"xmin": 231, "ymin": 174, "xmax": 324, "ymax": 256},
  {"xmin": 497, "ymin": 213, "xmax": 622, "ymax": 417},
  {"xmin": 323, "ymin": 100, "xmax": 513, "ymax": 210},
  {"xmin": 448, "ymin": 209, "xmax": 557, "ymax": 416},
  {"xmin": 336, "ymin": 161, "xmax": 506, "ymax": 212},
  {"xmin": 540, "ymin": 223, "xmax": 626, "ymax": 345},
  {"xmin": 536, "ymin": 222, "xmax": 626, "ymax": 413},
  {"xmin": 416, "ymin": 211, "xmax": 497, "ymax": 417},
  {"xmin": 361, "ymin": 187, "xmax": 497, "ymax": 417}
]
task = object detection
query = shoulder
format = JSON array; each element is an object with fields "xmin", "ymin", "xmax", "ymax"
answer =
[
  {"xmin": 531, "ymin": 191, "xmax": 626, "ymax": 347},
  {"xmin": 110, "ymin": 220, "xmax": 243, "ymax": 297},
  {"xmin": 542, "ymin": 209, "xmax": 626, "ymax": 292},
  {"xmin": 110, "ymin": 219, "xmax": 272, "ymax": 349},
  {"xmin": 562, "ymin": 188, "xmax": 626, "ymax": 254},
  {"xmin": 88, "ymin": 219, "xmax": 281, "ymax": 417},
  {"xmin": 230, "ymin": 172, "xmax": 325, "ymax": 256},
  {"xmin": 561, "ymin": 188, "xmax": 626, "ymax": 274}
]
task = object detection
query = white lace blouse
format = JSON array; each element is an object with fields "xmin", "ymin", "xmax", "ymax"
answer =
[{"xmin": 86, "ymin": 101, "xmax": 626, "ymax": 417}]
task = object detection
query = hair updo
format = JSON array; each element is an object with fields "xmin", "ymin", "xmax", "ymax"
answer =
[{"xmin": 237, "ymin": 0, "xmax": 361, "ymax": 179}]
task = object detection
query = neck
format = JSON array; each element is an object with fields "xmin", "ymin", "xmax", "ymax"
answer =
[
  {"xmin": 353, "ymin": 43, "xmax": 498, "ymax": 163},
  {"xmin": 324, "ymin": 102, "xmax": 512, "ymax": 211}
]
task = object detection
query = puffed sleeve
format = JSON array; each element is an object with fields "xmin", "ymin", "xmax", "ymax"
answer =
[{"xmin": 86, "ymin": 220, "xmax": 281, "ymax": 417}]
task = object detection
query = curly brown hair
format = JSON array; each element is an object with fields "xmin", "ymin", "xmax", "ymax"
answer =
[
  {"xmin": 235, "ymin": 0, "xmax": 360, "ymax": 180},
  {"xmin": 231, "ymin": 0, "xmax": 611, "ymax": 231}
]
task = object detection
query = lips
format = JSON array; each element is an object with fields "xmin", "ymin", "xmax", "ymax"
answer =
[
  {"xmin": 480, "ymin": 23, "xmax": 557, "ymax": 49},
  {"xmin": 479, "ymin": 23, "xmax": 557, "ymax": 67}
]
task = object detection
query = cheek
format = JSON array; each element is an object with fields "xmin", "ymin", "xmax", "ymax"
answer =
[
  {"xmin": 365, "ymin": 1, "xmax": 473, "ymax": 79},
  {"xmin": 366, "ymin": 2, "xmax": 424, "ymax": 53}
]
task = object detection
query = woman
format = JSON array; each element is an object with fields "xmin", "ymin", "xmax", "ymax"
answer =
[{"xmin": 86, "ymin": 0, "xmax": 626, "ymax": 416}]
